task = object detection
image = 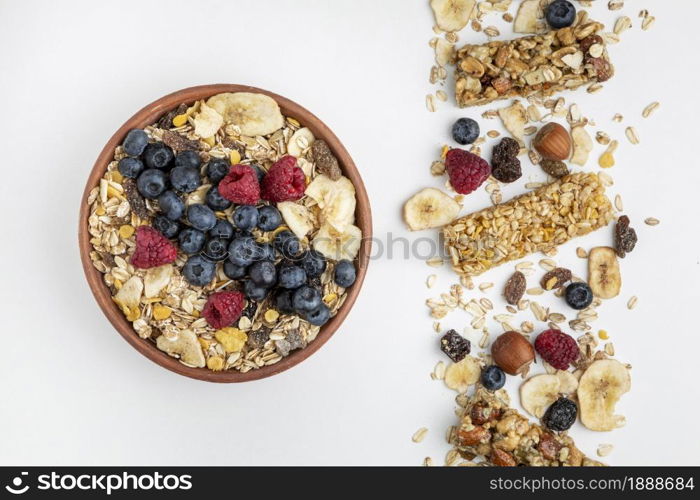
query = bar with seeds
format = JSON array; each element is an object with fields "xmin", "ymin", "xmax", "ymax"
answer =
[
  {"xmin": 454, "ymin": 21, "xmax": 614, "ymax": 107},
  {"xmin": 443, "ymin": 173, "xmax": 614, "ymax": 277}
]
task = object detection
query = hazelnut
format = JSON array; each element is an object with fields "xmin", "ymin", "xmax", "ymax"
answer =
[
  {"xmin": 491, "ymin": 331, "xmax": 535, "ymax": 375},
  {"xmin": 532, "ymin": 123, "xmax": 572, "ymax": 161}
]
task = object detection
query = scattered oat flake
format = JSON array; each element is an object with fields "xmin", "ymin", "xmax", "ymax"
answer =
[
  {"xmin": 433, "ymin": 361, "xmax": 446, "ymax": 380},
  {"xmin": 427, "ymin": 257, "xmax": 444, "ymax": 267},
  {"xmin": 608, "ymin": 0, "xmax": 624, "ymax": 11},
  {"xmin": 644, "ymin": 217, "xmax": 660, "ymax": 226},
  {"xmin": 426, "ymin": 94, "xmax": 436, "ymax": 112},
  {"xmin": 423, "ymin": 456, "xmax": 434, "ymax": 466},
  {"xmin": 612, "ymin": 113, "xmax": 623, "ymax": 123},
  {"xmin": 614, "ymin": 194, "xmax": 623, "ymax": 211},
  {"xmin": 426, "ymin": 274, "xmax": 437, "ymax": 289},
  {"xmin": 642, "ymin": 102, "xmax": 659, "ymax": 118},
  {"xmin": 597, "ymin": 444, "xmax": 614, "ymax": 457},
  {"xmin": 576, "ymin": 247, "xmax": 588, "ymax": 258},
  {"xmin": 627, "ymin": 296, "xmax": 638, "ymax": 310},
  {"xmin": 412, "ymin": 427, "xmax": 429, "ymax": 443},
  {"xmin": 642, "ymin": 15, "xmax": 655, "ymax": 31},
  {"xmin": 625, "ymin": 127, "xmax": 639, "ymax": 145},
  {"xmin": 436, "ymin": 90, "xmax": 448, "ymax": 102},
  {"xmin": 479, "ymin": 282, "xmax": 494, "ymax": 292}
]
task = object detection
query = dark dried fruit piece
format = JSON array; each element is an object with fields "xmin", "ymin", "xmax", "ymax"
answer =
[
  {"xmin": 579, "ymin": 34, "xmax": 603, "ymax": 54},
  {"xmin": 311, "ymin": 139, "xmax": 342, "ymax": 181},
  {"xmin": 538, "ymin": 432, "xmax": 562, "ymax": 461},
  {"xmin": 492, "ymin": 156, "xmax": 522, "ymax": 183},
  {"xmin": 161, "ymin": 130, "xmax": 200, "ymax": 152},
  {"xmin": 588, "ymin": 57, "xmax": 613, "ymax": 82},
  {"xmin": 156, "ymin": 103, "xmax": 187, "ymax": 129},
  {"xmin": 504, "ymin": 271, "xmax": 526, "ymax": 305},
  {"xmin": 614, "ymin": 215, "xmax": 637, "ymax": 258},
  {"xmin": 440, "ymin": 329, "xmax": 471, "ymax": 362},
  {"xmin": 542, "ymin": 397, "xmax": 577, "ymax": 431},
  {"xmin": 492, "ymin": 137, "xmax": 520, "ymax": 161},
  {"xmin": 247, "ymin": 328, "xmax": 270, "ymax": 349},
  {"xmin": 540, "ymin": 159, "xmax": 569, "ymax": 178},
  {"xmin": 540, "ymin": 267, "xmax": 572, "ymax": 290},
  {"xmin": 122, "ymin": 178, "xmax": 149, "ymax": 219}
]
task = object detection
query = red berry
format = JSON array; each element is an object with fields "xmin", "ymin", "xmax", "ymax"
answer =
[
  {"xmin": 261, "ymin": 155, "xmax": 306, "ymax": 202},
  {"xmin": 219, "ymin": 164, "xmax": 260, "ymax": 205},
  {"xmin": 130, "ymin": 226, "xmax": 178, "ymax": 269},
  {"xmin": 202, "ymin": 291, "xmax": 245, "ymax": 329},
  {"xmin": 445, "ymin": 148, "xmax": 491, "ymax": 195},
  {"xmin": 534, "ymin": 329, "xmax": 579, "ymax": 370}
]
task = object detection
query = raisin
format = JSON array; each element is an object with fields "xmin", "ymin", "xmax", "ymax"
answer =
[
  {"xmin": 311, "ymin": 139, "xmax": 342, "ymax": 181},
  {"xmin": 285, "ymin": 329, "xmax": 307, "ymax": 351},
  {"xmin": 156, "ymin": 103, "xmax": 188, "ymax": 129},
  {"xmin": 247, "ymin": 328, "xmax": 270, "ymax": 349},
  {"xmin": 161, "ymin": 130, "xmax": 200, "ymax": 152},
  {"xmin": 122, "ymin": 178, "xmax": 149, "ymax": 219},
  {"xmin": 440, "ymin": 329, "xmax": 471, "ymax": 362},
  {"xmin": 493, "ymin": 137, "xmax": 520, "ymax": 160},
  {"xmin": 242, "ymin": 300, "xmax": 258, "ymax": 319},
  {"xmin": 504, "ymin": 271, "xmax": 526, "ymax": 305},
  {"xmin": 542, "ymin": 397, "xmax": 577, "ymax": 432},
  {"xmin": 614, "ymin": 215, "xmax": 637, "ymax": 258},
  {"xmin": 540, "ymin": 159, "xmax": 569, "ymax": 178},
  {"xmin": 492, "ymin": 156, "xmax": 522, "ymax": 183},
  {"xmin": 540, "ymin": 267, "xmax": 572, "ymax": 290}
]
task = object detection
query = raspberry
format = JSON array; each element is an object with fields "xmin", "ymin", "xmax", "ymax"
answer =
[
  {"xmin": 130, "ymin": 226, "xmax": 177, "ymax": 269},
  {"xmin": 202, "ymin": 291, "xmax": 245, "ymax": 329},
  {"xmin": 534, "ymin": 329, "xmax": 579, "ymax": 370},
  {"xmin": 445, "ymin": 148, "xmax": 491, "ymax": 195},
  {"xmin": 219, "ymin": 164, "xmax": 260, "ymax": 205},
  {"xmin": 261, "ymin": 155, "xmax": 306, "ymax": 202}
]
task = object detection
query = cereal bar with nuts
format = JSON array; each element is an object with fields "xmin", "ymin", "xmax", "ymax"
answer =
[
  {"xmin": 454, "ymin": 21, "xmax": 614, "ymax": 107},
  {"xmin": 449, "ymin": 387, "xmax": 604, "ymax": 466},
  {"xmin": 443, "ymin": 173, "xmax": 614, "ymax": 277}
]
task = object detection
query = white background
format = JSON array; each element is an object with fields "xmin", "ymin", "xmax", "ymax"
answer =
[{"xmin": 1, "ymin": 0, "xmax": 698, "ymax": 466}]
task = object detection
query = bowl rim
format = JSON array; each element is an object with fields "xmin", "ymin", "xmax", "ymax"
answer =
[{"xmin": 78, "ymin": 84, "xmax": 372, "ymax": 383}]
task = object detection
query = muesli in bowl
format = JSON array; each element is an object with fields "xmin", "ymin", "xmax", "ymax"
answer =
[{"xmin": 80, "ymin": 85, "xmax": 371, "ymax": 381}]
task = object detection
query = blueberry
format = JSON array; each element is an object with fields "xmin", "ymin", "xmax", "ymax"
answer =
[
  {"xmin": 142, "ymin": 142, "xmax": 174, "ymax": 170},
  {"xmin": 182, "ymin": 255, "xmax": 217, "ymax": 287},
  {"xmin": 122, "ymin": 129, "xmax": 149, "ymax": 156},
  {"xmin": 300, "ymin": 250, "xmax": 326, "ymax": 279},
  {"xmin": 152, "ymin": 215, "xmax": 180, "ymax": 239},
  {"xmin": 251, "ymin": 164, "xmax": 265, "ymax": 184},
  {"xmin": 257, "ymin": 205, "xmax": 282, "ymax": 232},
  {"xmin": 244, "ymin": 279, "xmax": 269, "ymax": 301},
  {"xmin": 292, "ymin": 286, "xmax": 322, "ymax": 313},
  {"xmin": 209, "ymin": 219, "xmax": 234, "ymax": 240},
  {"xmin": 187, "ymin": 204, "xmax": 217, "ymax": 231},
  {"xmin": 275, "ymin": 289, "xmax": 295, "ymax": 314},
  {"xmin": 258, "ymin": 243, "xmax": 277, "ymax": 262},
  {"xmin": 232, "ymin": 205, "xmax": 259, "ymax": 231},
  {"xmin": 223, "ymin": 261, "xmax": 247, "ymax": 280},
  {"xmin": 273, "ymin": 230, "xmax": 302, "ymax": 259},
  {"xmin": 203, "ymin": 238, "xmax": 229, "ymax": 261},
  {"xmin": 170, "ymin": 166, "xmax": 201, "ymax": 193},
  {"xmin": 178, "ymin": 227, "xmax": 206, "ymax": 254},
  {"xmin": 565, "ymin": 282, "xmax": 593, "ymax": 310},
  {"xmin": 136, "ymin": 168, "xmax": 167, "ymax": 199},
  {"xmin": 333, "ymin": 259, "xmax": 356, "ymax": 288},
  {"xmin": 228, "ymin": 236, "xmax": 261, "ymax": 267},
  {"xmin": 205, "ymin": 158, "xmax": 230, "ymax": 183},
  {"xmin": 118, "ymin": 157, "xmax": 144, "ymax": 179},
  {"xmin": 451, "ymin": 118, "xmax": 480, "ymax": 145},
  {"xmin": 542, "ymin": 397, "xmax": 577, "ymax": 432},
  {"xmin": 174, "ymin": 150, "xmax": 201, "ymax": 169},
  {"xmin": 305, "ymin": 303, "xmax": 330, "ymax": 326},
  {"xmin": 248, "ymin": 260, "xmax": 276, "ymax": 287},
  {"xmin": 481, "ymin": 365, "xmax": 506, "ymax": 391},
  {"xmin": 157, "ymin": 191, "xmax": 185, "ymax": 221},
  {"xmin": 545, "ymin": 0, "xmax": 576, "ymax": 29},
  {"xmin": 203, "ymin": 185, "xmax": 232, "ymax": 211},
  {"xmin": 277, "ymin": 264, "xmax": 306, "ymax": 289}
]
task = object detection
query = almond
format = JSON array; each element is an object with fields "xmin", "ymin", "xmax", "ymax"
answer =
[
  {"xmin": 491, "ymin": 331, "xmax": 535, "ymax": 375},
  {"xmin": 456, "ymin": 425, "xmax": 491, "ymax": 446},
  {"xmin": 532, "ymin": 123, "xmax": 571, "ymax": 161}
]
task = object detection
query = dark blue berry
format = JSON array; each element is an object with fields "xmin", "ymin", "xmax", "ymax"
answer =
[
  {"xmin": 275, "ymin": 289, "xmax": 295, "ymax": 314},
  {"xmin": 142, "ymin": 142, "xmax": 174, "ymax": 170},
  {"xmin": 244, "ymin": 279, "xmax": 269, "ymax": 301},
  {"xmin": 178, "ymin": 227, "xmax": 206, "ymax": 254},
  {"xmin": 257, "ymin": 205, "xmax": 282, "ymax": 231},
  {"xmin": 223, "ymin": 261, "xmax": 247, "ymax": 280},
  {"xmin": 248, "ymin": 260, "xmax": 276, "ymax": 287},
  {"xmin": 565, "ymin": 282, "xmax": 593, "ymax": 310},
  {"xmin": 204, "ymin": 185, "xmax": 232, "ymax": 211},
  {"xmin": 122, "ymin": 129, "xmax": 149, "ymax": 156},
  {"xmin": 182, "ymin": 255, "xmax": 216, "ymax": 287},
  {"xmin": 277, "ymin": 264, "xmax": 306, "ymax": 289},
  {"xmin": 545, "ymin": 0, "xmax": 576, "ymax": 29},
  {"xmin": 543, "ymin": 397, "xmax": 577, "ymax": 431},
  {"xmin": 258, "ymin": 243, "xmax": 277, "ymax": 262},
  {"xmin": 274, "ymin": 230, "xmax": 302, "ymax": 259},
  {"xmin": 205, "ymin": 158, "xmax": 230, "ymax": 183},
  {"xmin": 136, "ymin": 168, "xmax": 167, "ymax": 199},
  {"xmin": 232, "ymin": 205, "xmax": 259, "ymax": 231},
  {"xmin": 305, "ymin": 303, "xmax": 330, "ymax": 326},
  {"xmin": 187, "ymin": 204, "xmax": 216, "ymax": 231},
  {"xmin": 203, "ymin": 238, "xmax": 229, "ymax": 261},
  {"xmin": 169, "ymin": 166, "xmax": 201, "ymax": 193},
  {"xmin": 228, "ymin": 236, "xmax": 261, "ymax": 267},
  {"xmin": 334, "ymin": 259, "xmax": 356, "ymax": 288},
  {"xmin": 158, "ymin": 191, "xmax": 185, "ymax": 221},
  {"xmin": 452, "ymin": 118, "xmax": 480, "ymax": 145},
  {"xmin": 152, "ymin": 215, "xmax": 180, "ymax": 239},
  {"xmin": 481, "ymin": 365, "xmax": 506, "ymax": 391},
  {"xmin": 118, "ymin": 157, "xmax": 144, "ymax": 179},
  {"xmin": 292, "ymin": 286, "xmax": 322, "ymax": 313},
  {"xmin": 300, "ymin": 250, "xmax": 326, "ymax": 279},
  {"xmin": 174, "ymin": 150, "xmax": 201, "ymax": 169},
  {"xmin": 209, "ymin": 219, "xmax": 234, "ymax": 240}
]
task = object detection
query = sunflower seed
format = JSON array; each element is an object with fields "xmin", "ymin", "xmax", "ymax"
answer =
[{"xmin": 412, "ymin": 427, "xmax": 429, "ymax": 443}]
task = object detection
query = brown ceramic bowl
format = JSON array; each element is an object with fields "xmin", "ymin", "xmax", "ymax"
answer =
[{"xmin": 78, "ymin": 84, "xmax": 372, "ymax": 383}]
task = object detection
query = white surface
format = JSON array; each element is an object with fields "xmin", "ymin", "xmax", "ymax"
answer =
[{"xmin": 0, "ymin": 0, "xmax": 698, "ymax": 466}]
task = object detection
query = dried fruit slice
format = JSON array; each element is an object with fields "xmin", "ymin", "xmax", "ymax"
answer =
[
  {"xmin": 287, "ymin": 127, "xmax": 315, "ymax": 157},
  {"xmin": 305, "ymin": 175, "xmax": 356, "ymax": 232},
  {"xmin": 206, "ymin": 92, "xmax": 284, "ymax": 137},
  {"xmin": 588, "ymin": 247, "xmax": 621, "ymax": 299},
  {"xmin": 156, "ymin": 329, "xmax": 205, "ymax": 368},
  {"xmin": 498, "ymin": 101, "xmax": 527, "ymax": 145},
  {"xmin": 144, "ymin": 264, "xmax": 173, "ymax": 298},
  {"xmin": 312, "ymin": 223, "xmax": 362, "ymax": 261},
  {"xmin": 578, "ymin": 359, "xmax": 630, "ymax": 431},
  {"xmin": 520, "ymin": 374, "xmax": 561, "ymax": 418},
  {"xmin": 403, "ymin": 187, "xmax": 460, "ymax": 231},
  {"xmin": 555, "ymin": 370, "xmax": 579, "ymax": 394},
  {"xmin": 114, "ymin": 276, "xmax": 143, "ymax": 317},
  {"xmin": 570, "ymin": 125, "xmax": 593, "ymax": 166},
  {"xmin": 513, "ymin": 0, "xmax": 547, "ymax": 33},
  {"xmin": 430, "ymin": 0, "xmax": 476, "ymax": 32},
  {"xmin": 444, "ymin": 355, "xmax": 481, "ymax": 392},
  {"xmin": 278, "ymin": 201, "xmax": 315, "ymax": 239},
  {"xmin": 193, "ymin": 101, "xmax": 224, "ymax": 139}
]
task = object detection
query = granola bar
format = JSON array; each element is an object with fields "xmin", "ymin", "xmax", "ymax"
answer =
[
  {"xmin": 454, "ymin": 21, "xmax": 614, "ymax": 107},
  {"xmin": 449, "ymin": 387, "xmax": 604, "ymax": 466},
  {"xmin": 443, "ymin": 173, "xmax": 614, "ymax": 277}
]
